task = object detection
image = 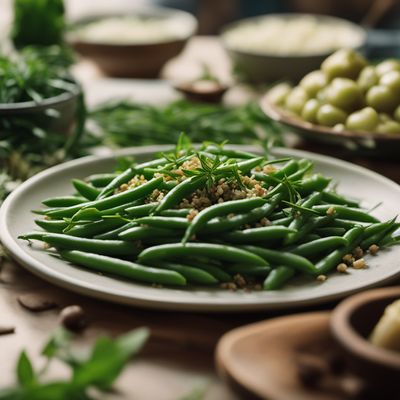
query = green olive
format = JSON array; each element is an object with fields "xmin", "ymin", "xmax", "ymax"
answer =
[
  {"xmin": 300, "ymin": 70, "xmax": 327, "ymax": 97},
  {"xmin": 379, "ymin": 113, "xmax": 392, "ymax": 122},
  {"xmin": 321, "ymin": 49, "xmax": 367, "ymax": 81},
  {"xmin": 366, "ymin": 85, "xmax": 399, "ymax": 113},
  {"xmin": 346, "ymin": 107, "xmax": 379, "ymax": 132},
  {"xmin": 317, "ymin": 104, "xmax": 347, "ymax": 127},
  {"xmin": 375, "ymin": 59, "xmax": 400, "ymax": 78},
  {"xmin": 377, "ymin": 120, "xmax": 400, "ymax": 134},
  {"xmin": 268, "ymin": 83, "xmax": 292, "ymax": 106},
  {"xmin": 301, "ymin": 99, "xmax": 320, "ymax": 123},
  {"xmin": 333, "ymin": 123, "xmax": 345, "ymax": 132},
  {"xmin": 394, "ymin": 105, "xmax": 400, "ymax": 122},
  {"xmin": 284, "ymin": 86, "xmax": 309, "ymax": 115},
  {"xmin": 380, "ymin": 70, "xmax": 400, "ymax": 92},
  {"xmin": 357, "ymin": 66, "xmax": 379, "ymax": 92},
  {"xmin": 325, "ymin": 78, "xmax": 363, "ymax": 111}
]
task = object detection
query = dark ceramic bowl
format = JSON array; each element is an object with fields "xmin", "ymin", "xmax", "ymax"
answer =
[
  {"xmin": 260, "ymin": 94, "xmax": 400, "ymax": 156},
  {"xmin": 221, "ymin": 13, "xmax": 366, "ymax": 83},
  {"xmin": 68, "ymin": 8, "xmax": 197, "ymax": 78},
  {"xmin": 0, "ymin": 80, "xmax": 81, "ymax": 135},
  {"xmin": 331, "ymin": 287, "xmax": 400, "ymax": 394}
]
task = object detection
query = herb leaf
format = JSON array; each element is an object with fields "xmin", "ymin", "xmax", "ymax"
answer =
[{"xmin": 16, "ymin": 351, "xmax": 36, "ymax": 387}]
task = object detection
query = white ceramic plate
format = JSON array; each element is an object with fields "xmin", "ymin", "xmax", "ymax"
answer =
[{"xmin": 1, "ymin": 146, "xmax": 399, "ymax": 312}]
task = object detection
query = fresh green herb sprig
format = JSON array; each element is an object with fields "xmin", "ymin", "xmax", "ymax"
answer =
[
  {"xmin": 87, "ymin": 100, "xmax": 282, "ymax": 147},
  {"xmin": 0, "ymin": 327, "xmax": 149, "ymax": 400}
]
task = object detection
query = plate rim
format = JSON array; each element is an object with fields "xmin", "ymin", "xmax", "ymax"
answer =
[{"xmin": 1, "ymin": 145, "xmax": 400, "ymax": 312}]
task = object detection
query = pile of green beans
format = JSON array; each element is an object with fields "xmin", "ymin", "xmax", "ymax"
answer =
[{"xmin": 20, "ymin": 140, "xmax": 399, "ymax": 291}]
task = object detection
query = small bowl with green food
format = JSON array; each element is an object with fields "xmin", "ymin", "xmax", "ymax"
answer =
[
  {"xmin": 221, "ymin": 13, "xmax": 366, "ymax": 83},
  {"xmin": 261, "ymin": 49, "xmax": 400, "ymax": 155},
  {"xmin": 331, "ymin": 287, "xmax": 400, "ymax": 395},
  {"xmin": 67, "ymin": 7, "xmax": 197, "ymax": 78},
  {"xmin": 0, "ymin": 47, "xmax": 82, "ymax": 140}
]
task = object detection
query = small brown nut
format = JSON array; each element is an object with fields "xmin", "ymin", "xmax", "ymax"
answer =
[
  {"xmin": 316, "ymin": 274, "xmax": 327, "ymax": 282},
  {"xmin": 369, "ymin": 244, "xmax": 379, "ymax": 255},
  {"xmin": 352, "ymin": 258, "xmax": 366, "ymax": 269},
  {"xmin": 326, "ymin": 206, "xmax": 336, "ymax": 216},
  {"xmin": 59, "ymin": 305, "xmax": 87, "ymax": 333},
  {"xmin": 336, "ymin": 263, "xmax": 348, "ymax": 273},
  {"xmin": 342, "ymin": 253, "xmax": 355, "ymax": 265},
  {"xmin": 352, "ymin": 246, "xmax": 364, "ymax": 259}
]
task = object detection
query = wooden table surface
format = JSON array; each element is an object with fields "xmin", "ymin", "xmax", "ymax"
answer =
[{"xmin": 1, "ymin": 36, "xmax": 400, "ymax": 400}]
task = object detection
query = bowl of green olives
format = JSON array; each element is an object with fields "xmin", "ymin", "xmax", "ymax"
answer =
[{"xmin": 261, "ymin": 49, "xmax": 400, "ymax": 155}]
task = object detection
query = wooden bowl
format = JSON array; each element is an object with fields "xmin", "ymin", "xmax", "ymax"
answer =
[
  {"xmin": 68, "ymin": 8, "xmax": 197, "ymax": 78},
  {"xmin": 260, "ymin": 94, "xmax": 400, "ymax": 157},
  {"xmin": 173, "ymin": 80, "xmax": 229, "ymax": 103},
  {"xmin": 216, "ymin": 312, "xmax": 352, "ymax": 400},
  {"xmin": 331, "ymin": 287, "xmax": 400, "ymax": 394}
]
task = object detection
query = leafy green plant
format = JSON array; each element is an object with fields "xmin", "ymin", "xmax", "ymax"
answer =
[
  {"xmin": 0, "ymin": 328, "xmax": 149, "ymax": 400},
  {"xmin": 12, "ymin": 0, "xmax": 66, "ymax": 48},
  {"xmin": 87, "ymin": 99, "xmax": 282, "ymax": 147}
]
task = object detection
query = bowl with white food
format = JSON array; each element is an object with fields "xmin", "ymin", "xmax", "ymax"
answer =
[
  {"xmin": 221, "ymin": 13, "xmax": 366, "ymax": 83},
  {"xmin": 67, "ymin": 7, "xmax": 197, "ymax": 78}
]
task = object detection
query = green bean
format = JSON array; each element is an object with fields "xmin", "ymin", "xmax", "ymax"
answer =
[
  {"xmin": 361, "ymin": 219, "xmax": 396, "ymax": 240},
  {"xmin": 270, "ymin": 216, "xmax": 293, "ymax": 226},
  {"xmin": 321, "ymin": 191, "xmax": 359, "ymax": 207},
  {"xmin": 136, "ymin": 216, "xmax": 189, "ymax": 230},
  {"xmin": 315, "ymin": 227, "xmax": 346, "ymax": 237},
  {"xmin": 285, "ymin": 216, "xmax": 333, "ymax": 245},
  {"xmin": 330, "ymin": 219, "xmax": 360, "ymax": 229},
  {"xmin": 288, "ymin": 236, "xmax": 348, "ymax": 257},
  {"xmin": 298, "ymin": 233, "xmax": 321, "ymax": 244},
  {"xmin": 87, "ymin": 173, "xmax": 118, "ymax": 187},
  {"xmin": 42, "ymin": 196, "xmax": 85, "ymax": 207},
  {"xmin": 216, "ymin": 157, "xmax": 264, "ymax": 174},
  {"xmin": 34, "ymin": 219, "xmax": 68, "ymax": 233},
  {"xmin": 19, "ymin": 233, "xmax": 140, "ymax": 256},
  {"xmin": 226, "ymin": 265, "xmax": 271, "ymax": 277},
  {"xmin": 315, "ymin": 227, "xmax": 364, "ymax": 274},
  {"xmin": 360, "ymin": 221, "xmax": 399, "ymax": 249},
  {"xmin": 263, "ymin": 266, "xmax": 295, "ymax": 290},
  {"xmin": 160, "ymin": 208, "xmax": 191, "ymax": 218},
  {"xmin": 313, "ymin": 204, "xmax": 379, "ymax": 223},
  {"xmin": 285, "ymin": 192, "xmax": 323, "ymax": 245},
  {"xmin": 184, "ymin": 260, "xmax": 231, "ymax": 282},
  {"xmin": 204, "ymin": 193, "xmax": 283, "ymax": 234},
  {"xmin": 126, "ymin": 203, "xmax": 158, "ymax": 217},
  {"xmin": 99, "ymin": 200, "xmax": 142, "ymax": 217},
  {"xmin": 242, "ymin": 246, "xmax": 317, "ymax": 275},
  {"xmin": 222, "ymin": 226, "xmax": 295, "ymax": 243},
  {"xmin": 155, "ymin": 175, "xmax": 207, "ymax": 214},
  {"xmin": 46, "ymin": 177, "xmax": 163, "ymax": 218},
  {"xmin": 183, "ymin": 198, "xmax": 266, "ymax": 244},
  {"xmin": 97, "ymin": 167, "xmax": 137, "ymax": 199},
  {"xmin": 271, "ymin": 159, "xmax": 299, "ymax": 179},
  {"xmin": 138, "ymin": 243, "xmax": 269, "ymax": 266},
  {"xmin": 135, "ymin": 157, "xmax": 168, "ymax": 171},
  {"xmin": 204, "ymin": 145, "xmax": 258, "ymax": 159},
  {"xmin": 64, "ymin": 218, "xmax": 127, "ymax": 238},
  {"xmin": 72, "ymin": 179, "xmax": 100, "ymax": 201},
  {"xmin": 286, "ymin": 161, "xmax": 313, "ymax": 181},
  {"xmin": 297, "ymin": 174, "xmax": 331, "ymax": 195},
  {"xmin": 60, "ymin": 250, "xmax": 186, "ymax": 286},
  {"xmin": 94, "ymin": 221, "xmax": 138, "ymax": 240},
  {"xmin": 119, "ymin": 225, "xmax": 181, "ymax": 241},
  {"xmin": 147, "ymin": 261, "xmax": 218, "ymax": 285}
]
